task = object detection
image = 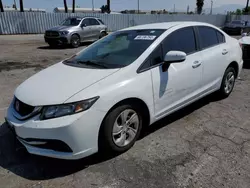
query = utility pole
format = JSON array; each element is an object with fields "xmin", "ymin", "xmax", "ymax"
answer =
[
  {"xmin": 0, "ymin": 0, "xmax": 4, "ymax": 12},
  {"xmin": 92, "ymin": 0, "xmax": 94, "ymax": 11},
  {"xmin": 72, "ymin": 0, "xmax": 75, "ymax": 13},
  {"xmin": 138, "ymin": 0, "xmax": 140, "ymax": 13},
  {"xmin": 210, "ymin": 0, "xmax": 213, "ymax": 15},
  {"xmin": 19, "ymin": 0, "xmax": 24, "ymax": 12}
]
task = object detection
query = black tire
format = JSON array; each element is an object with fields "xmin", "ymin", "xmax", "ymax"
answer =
[
  {"xmin": 70, "ymin": 34, "xmax": 80, "ymax": 48},
  {"xmin": 218, "ymin": 67, "xmax": 236, "ymax": 98},
  {"xmin": 99, "ymin": 104, "xmax": 143, "ymax": 154},
  {"xmin": 99, "ymin": 32, "xmax": 106, "ymax": 39}
]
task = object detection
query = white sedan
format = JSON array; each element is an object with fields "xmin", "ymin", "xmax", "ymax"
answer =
[{"xmin": 5, "ymin": 22, "xmax": 243, "ymax": 160}]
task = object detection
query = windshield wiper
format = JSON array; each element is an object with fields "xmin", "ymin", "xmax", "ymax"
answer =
[{"xmin": 76, "ymin": 60, "xmax": 108, "ymax": 68}]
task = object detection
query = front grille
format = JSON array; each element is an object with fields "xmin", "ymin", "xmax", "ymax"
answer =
[
  {"xmin": 45, "ymin": 31, "xmax": 59, "ymax": 37},
  {"xmin": 14, "ymin": 98, "xmax": 35, "ymax": 117},
  {"xmin": 243, "ymin": 45, "xmax": 250, "ymax": 60}
]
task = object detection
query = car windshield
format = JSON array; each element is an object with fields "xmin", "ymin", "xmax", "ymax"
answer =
[
  {"xmin": 60, "ymin": 18, "xmax": 81, "ymax": 26},
  {"xmin": 64, "ymin": 29, "xmax": 165, "ymax": 69}
]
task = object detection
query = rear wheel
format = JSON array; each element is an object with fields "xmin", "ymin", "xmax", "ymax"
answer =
[
  {"xmin": 99, "ymin": 32, "xmax": 106, "ymax": 39},
  {"xmin": 99, "ymin": 104, "xmax": 143, "ymax": 153},
  {"xmin": 70, "ymin": 34, "xmax": 80, "ymax": 48},
  {"xmin": 218, "ymin": 67, "xmax": 236, "ymax": 98}
]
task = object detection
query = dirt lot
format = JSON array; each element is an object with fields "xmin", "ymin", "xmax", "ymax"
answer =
[{"xmin": 0, "ymin": 35, "xmax": 250, "ymax": 188}]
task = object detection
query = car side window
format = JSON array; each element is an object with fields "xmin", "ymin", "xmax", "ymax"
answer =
[
  {"xmin": 151, "ymin": 45, "xmax": 163, "ymax": 66},
  {"xmin": 198, "ymin": 26, "xmax": 219, "ymax": 49},
  {"xmin": 162, "ymin": 27, "xmax": 197, "ymax": 55},
  {"xmin": 81, "ymin": 19, "xmax": 90, "ymax": 27},
  {"xmin": 217, "ymin": 31, "xmax": 225, "ymax": 44},
  {"xmin": 90, "ymin": 19, "xmax": 100, "ymax": 26}
]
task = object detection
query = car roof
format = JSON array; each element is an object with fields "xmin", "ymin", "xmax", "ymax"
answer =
[
  {"xmin": 68, "ymin": 16, "xmax": 100, "ymax": 19},
  {"xmin": 121, "ymin": 21, "xmax": 217, "ymax": 31}
]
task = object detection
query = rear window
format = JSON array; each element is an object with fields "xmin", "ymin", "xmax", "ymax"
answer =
[
  {"xmin": 98, "ymin": 19, "xmax": 105, "ymax": 25},
  {"xmin": 217, "ymin": 31, "xmax": 225, "ymax": 44}
]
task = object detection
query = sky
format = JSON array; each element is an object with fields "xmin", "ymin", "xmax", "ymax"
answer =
[{"xmin": 2, "ymin": 0, "xmax": 248, "ymax": 12}]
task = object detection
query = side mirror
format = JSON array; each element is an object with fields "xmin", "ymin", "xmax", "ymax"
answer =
[
  {"xmin": 164, "ymin": 51, "xmax": 187, "ymax": 63},
  {"xmin": 81, "ymin": 24, "xmax": 87, "ymax": 28},
  {"xmin": 162, "ymin": 51, "xmax": 186, "ymax": 72}
]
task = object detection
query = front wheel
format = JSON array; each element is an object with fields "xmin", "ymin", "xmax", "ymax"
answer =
[
  {"xmin": 218, "ymin": 67, "xmax": 236, "ymax": 98},
  {"xmin": 70, "ymin": 34, "xmax": 80, "ymax": 48},
  {"xmin": 99, "ymin": 104, "xmax": 143, "ymax": 154}
]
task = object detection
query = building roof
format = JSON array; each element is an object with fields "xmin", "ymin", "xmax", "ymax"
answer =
[
  {"xmin": 121, "ymin": 21, "xmax": 215, "ymax": 30},
  {"xmin": 54, "ymin": 7, "xmax": 101, "ymax": 13},
  {"xmin": 3, "ymin": 8, "xmax": 46, "ymax": 12}
]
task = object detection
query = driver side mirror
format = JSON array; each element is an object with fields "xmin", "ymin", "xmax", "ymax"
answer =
[
  {"xmin": 164, "ymin": 51, "xmax": 187, "ymax": 63},
  {"xmin": 81, "ymin": 23, "xmax": 87, "ymax": 28},
  {"xmin": 162, "ymin": 51, "xmax": 186, "ymax": 72}
]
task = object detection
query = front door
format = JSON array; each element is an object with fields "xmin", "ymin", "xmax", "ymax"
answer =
[
  {"xmin": 150, "ymin": 27, "xmax": 203, "ymax": 119},
  {"xmin": 80, "ymin": 18, "xmax": 92, "ymax": 41}
]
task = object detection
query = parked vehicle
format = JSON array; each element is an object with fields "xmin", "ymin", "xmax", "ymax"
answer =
[
  {"xmin": 6, "ymin": 22, "xmax": 243, "ymax": 160},
  {"xmin": 223, "ymin": 20, "xmax": 248, "ymax": 35},
  {"xmin": 239, "ymin": 32, "xmax": 250, "ymax": 61},
  {"xmin": 44, "ymin": 16, "xmax": 108, "ymax": 48}
]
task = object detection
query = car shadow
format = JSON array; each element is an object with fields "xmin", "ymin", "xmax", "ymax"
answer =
[
  {"xmin": 37, "ymin": 42, "xmax": 93, "ymax": 50},
  {"xmin": 0, "ymin": 92, "xmax": 221, "ymax": 181}
]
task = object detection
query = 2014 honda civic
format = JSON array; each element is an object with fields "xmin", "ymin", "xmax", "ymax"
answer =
[{"xmin": 6, "ymin": 22, "xmax": 243, "ymax": 160}]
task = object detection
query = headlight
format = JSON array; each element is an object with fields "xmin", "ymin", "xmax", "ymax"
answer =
[
  {"xmin": 40, "ymin": 97, "xmax": 99, "ymax": 120},
  {"xmin": 60, "ymin": 31, "xmax": 69, "ymax": 35}
]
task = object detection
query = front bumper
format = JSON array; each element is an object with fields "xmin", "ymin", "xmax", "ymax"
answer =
[
  {"xmin": 5, "ymin": 104, "xmax": 106, "ymax": 160},
  {"xmin": 44, "ymin": 36, "xmax": 70, "ymax": 45}
]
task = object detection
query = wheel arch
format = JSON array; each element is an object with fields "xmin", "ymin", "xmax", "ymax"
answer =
[
  {"xmin": 70, "ymin": 32, "xmax": 81, "ymax": 39},
  {"xmin": 227, "ymin": 61, "xmax": 239, "ymax": 78},
  {"xmin": 98, "ymin": 97, "xmax": 151, "ymax": 147}
]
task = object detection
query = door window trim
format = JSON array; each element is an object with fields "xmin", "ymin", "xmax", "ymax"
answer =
[{"xmin": 137, "ymin": 26, "xmax": 199, "ymax": 73}]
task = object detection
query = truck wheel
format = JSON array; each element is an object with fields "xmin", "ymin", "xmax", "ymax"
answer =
[{"xmin": 71, "ymin": 34, "xmax": 80, "ymax": 48}]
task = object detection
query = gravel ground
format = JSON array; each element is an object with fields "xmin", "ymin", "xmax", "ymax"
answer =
[{"xmin": 0, "ymin": 35, "xmax": 250, "ymax": 188}]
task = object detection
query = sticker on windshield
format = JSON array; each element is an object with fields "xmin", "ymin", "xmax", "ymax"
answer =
[{"xmin": 134, "ymin": 35, "xmax": 156, "ymax": 40}]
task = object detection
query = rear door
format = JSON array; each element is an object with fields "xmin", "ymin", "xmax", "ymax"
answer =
[
  {"xmin": 89, "ymin": 18, "xmax": 101, "ymax": 39},
  {"xmin": 197, "ymin": 26, "xmax": 229, "ymax": 92}
]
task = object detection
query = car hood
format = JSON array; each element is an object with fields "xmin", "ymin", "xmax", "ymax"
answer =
[
  {"xmin": 47, "ymin": 25, "xmax": 75, "ymax": 31},
  {"xmin": 15, "ymin": 62, "xmax": 120, "ymax": 106},
  {"xmin": 239, "ymin": 36, "xmax": 250, "ymax": 45}
]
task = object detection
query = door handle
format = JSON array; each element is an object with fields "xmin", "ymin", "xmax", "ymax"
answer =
[
  {"xmin": 192, "ymin": 61, "xmax": 202, "ymax": 68},
  {"xmin": 222, "ymin": 49, "xmax": 228, "ymax": 55}
]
